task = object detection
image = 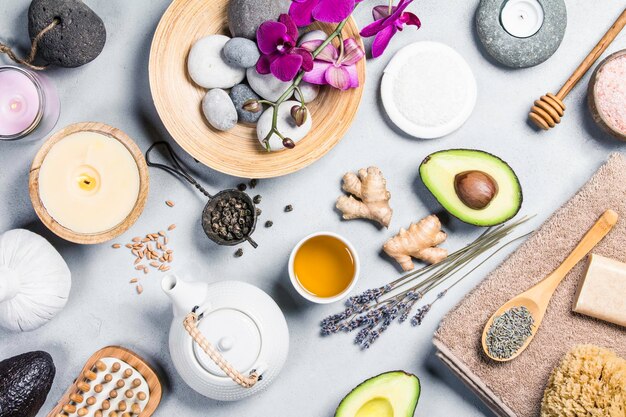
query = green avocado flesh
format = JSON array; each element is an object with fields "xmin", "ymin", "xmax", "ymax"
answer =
[
  {"xmin": 335, "ymin": 371, "xmax": 420, "ymax": 417},
  {"xmin": 420, "ymin": 149, "xmax": 522, "ymax": 226}
]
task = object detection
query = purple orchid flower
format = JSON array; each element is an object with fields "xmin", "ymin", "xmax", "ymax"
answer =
[
  {"xmin": 289, "ymin": 0, "xmax": 363, "ymax": 27},
  {"xmin": 256, "ymin": 14, "xmax": 314, "ymax": 82},
  {"xmin": 360, "ymin": 0, "xmax": 421, "ymax": 58},
  {"xmin": 300, "ymin": 38, "xmax": 364, "ymax": 90}
]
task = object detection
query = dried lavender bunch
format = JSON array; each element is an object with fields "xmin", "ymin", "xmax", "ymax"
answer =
[{"xmin": 321, "ymin": 216, "xmax": 533, "ymax": 349}]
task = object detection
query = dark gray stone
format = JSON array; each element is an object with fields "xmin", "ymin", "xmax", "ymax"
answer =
[
  {"xmin": 28, "ymin": 0, "xmax": 106, "ymax": 68},
  {"xmin": 230, "ymin": 84, "xmax": 263, "ymax": 124},
  {"xmin": 223, "ymin": 38, "xmax": 260, "ymax": 69},
  {"xmin": 476, "ymin": 0, "xmax": 566, "ymax": 68},
  {"xmin": 228, "ymin": 0, "xmax": 291, "ymax": 40}
]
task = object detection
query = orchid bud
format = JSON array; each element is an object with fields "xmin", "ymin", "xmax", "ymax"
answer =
[
  {"xmin": 243, "ymin": 99, "xmax": 262, "ymax": 113},
  {"xmin": 282, "ymin": 138, "xmax": 295, "ymax": 149},
  {"xmin": 290, "ymin": 105, "xmax": 308, "ymax": 127}
]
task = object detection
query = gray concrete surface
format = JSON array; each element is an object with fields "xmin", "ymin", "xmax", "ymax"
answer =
[{"xmin": 1, "ymin": 1, "xmax": 625, "ymax": 416}]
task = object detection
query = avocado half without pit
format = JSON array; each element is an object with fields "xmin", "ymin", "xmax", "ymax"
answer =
[
  {"xmin": 334, "ymin": 371, "xmax": 420, "ymax": 417},
  {"xmin": 419, "ymin": 149, "xmax": 522, "ymax": 226}
]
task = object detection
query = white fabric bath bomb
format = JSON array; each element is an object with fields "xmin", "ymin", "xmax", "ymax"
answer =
[
  {"xmin": 381, "ymin": 41, "xmax": 477, "ymax": 139},
  {"xmin": 257, "ymin": 100, "xmax": 312, "ymax": 151},
  {"xmin": 188, "ymin": 35, "xmax": 246, "ymax": 89}
]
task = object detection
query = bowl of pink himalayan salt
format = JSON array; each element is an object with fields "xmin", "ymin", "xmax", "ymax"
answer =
[{"xmin": 588, "ymin": 50, "xmax": 626, "ymax": 141}]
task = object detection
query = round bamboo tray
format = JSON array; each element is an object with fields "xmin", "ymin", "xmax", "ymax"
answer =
[
  {"xmin": 29, "ymin": 122, "xmax": 150, "ymax": 244},
  {"xmin": 588, "ymin": 49, "xmax": 626, "ymax": 141},
  {"xmin": 149, "ymin": 0, "xmax": 366, "ymax": 178}
]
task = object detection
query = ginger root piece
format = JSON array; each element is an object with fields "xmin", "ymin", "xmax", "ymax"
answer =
[
  {"xmin": 336, "ymin": 166, "xmax": 393, "ymax": 228},
  {"xmin": 383, "ymin": 215, "xmax": 447, "ymax": 271}
]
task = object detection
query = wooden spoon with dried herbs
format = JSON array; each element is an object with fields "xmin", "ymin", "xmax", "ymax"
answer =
[
  {"xmin": 321, "ymin": 216, "xmax": 534, "ymax": 349},
  {"xmin": 482, "ymin": 209, "xmax": 618, "ymax": 362}
]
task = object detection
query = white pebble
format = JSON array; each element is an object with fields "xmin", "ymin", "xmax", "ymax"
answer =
[
  {"xmin": 202, "ymin": 89, "xmax": 237, "ymax": 131},
  {"xmin": 247, "ymin": 67, "xmax": 292, "ymax": 101},
  {"xmin": 294, "ymin": 82, "xmax": 319, "ymax": 103},
  {"xmin": 188, "ymin": 35, "xmax": 245, "ymax": 89},
  {"xmin": 257, "ymin": 100, "xmax": 312, "ymax": 151},
  {"xmin": 298, "ymin": 30, "xmax": 327, "ymax": 45}
]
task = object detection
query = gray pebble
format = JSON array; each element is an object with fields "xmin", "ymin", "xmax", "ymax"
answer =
[
  {"xmin": 28, "ymin": 0, "xmax": 106, "ymax": 67},
  {"xmin": 230, "ymin": 84, "xmax": 263, "ymax": 124},
  {"xmin": 228, "ymin": 0, "xmax": 291, "ymax": 39},
  {"xmin": 247, "ymin": 67, "xmax": 291, "ymax": 101},
  {"xmin": 294, "ymin": 82, "xmax": 319, "ymax": 103},
  {"xmin": 476, "ymin": 0, "xmax": 566, "ymax": 68},
  {"xmin": 223, "ymin": 38, "xmax": 260, "ymax": 68},
  {"xmin": 202, "ymin": 89, "xmax": 238, "ymax": 131}
]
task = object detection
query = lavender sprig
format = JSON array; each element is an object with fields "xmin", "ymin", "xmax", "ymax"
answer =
[{"xmin": 320, "ymin": 216, "xmax": 533, "ymax": 349}]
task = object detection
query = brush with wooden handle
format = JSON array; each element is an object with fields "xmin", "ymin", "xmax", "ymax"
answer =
[{"xmin": 529, "ymin": 8, "xmax": 626, "ymax": 130}]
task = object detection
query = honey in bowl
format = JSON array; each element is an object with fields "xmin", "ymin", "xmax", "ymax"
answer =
[{"xmin": 293, "ymin": 235, "xmax": 356, "ymax": 298}]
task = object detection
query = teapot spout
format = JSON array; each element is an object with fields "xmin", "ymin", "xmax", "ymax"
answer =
[{"xmin": 162, "ymin": 274, "xmax": 209, "ymax": 317}]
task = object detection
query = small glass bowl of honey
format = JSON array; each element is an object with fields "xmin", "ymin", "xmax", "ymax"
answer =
[{"xmin": 288, "ymin": 232, "xmax": 360, "ymax": 304}]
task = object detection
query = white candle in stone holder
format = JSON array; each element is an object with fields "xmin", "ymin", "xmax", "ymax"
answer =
[
  {"xmin": 38, "ymin": 130, "xmax": 141, "ymax": 234},
  {"xmin": 500, "ymin": 0, "xmax": 544, "ymax": 38}
]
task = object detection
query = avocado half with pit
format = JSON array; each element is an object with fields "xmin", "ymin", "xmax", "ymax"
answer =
[
  {"xmin": 335, "ymin": 371, "xmax": 420, "ymax": 417},
  {"xmin": 419, "ymin": 149, "xmax": 522, "ymax": 226}
]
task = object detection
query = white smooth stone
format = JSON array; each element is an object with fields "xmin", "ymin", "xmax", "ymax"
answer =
[
  {"xmin": 202, "ymin": 89, "xmax": 238, "ymax": 131},
  {"xmin": 256, "ymin": 100, "xmax": 312, "ymax": 151},
  {"xmin": 298, "ymin": 29, "xmax": 327, "ymax": 45},
  {"xmin": 188, "ymin": 35, "xmax": 246, "ymax": 89},
  {"xmin": 294, "ymin": 82, "xmax": 319, "ymax": 103},
  {"xmin": 381, "ymin": 41, "xmax": 477, "ymax": 139},
  {"xmin": 246, "ymin": 68, "xmax": 292, "ymax": 101}
]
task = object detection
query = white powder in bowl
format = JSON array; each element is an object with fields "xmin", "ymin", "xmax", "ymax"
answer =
[
  {"xmin": 381, "ymin": 42, "xmax": 477, "ymax": 139},
  {"xmin": 594, "ymin": 54, "xmax": 626, "ymax": 134}
]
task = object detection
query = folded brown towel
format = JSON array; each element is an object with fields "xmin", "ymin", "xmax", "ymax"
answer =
[{"xmin": 434, "ymin": 153, "xmax": 626, "ymax": 417}]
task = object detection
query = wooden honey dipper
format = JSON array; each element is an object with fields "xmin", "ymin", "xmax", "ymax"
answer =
[{"xmin": 529, "ymin": 8, "xmax": 626, "ymax": 130}]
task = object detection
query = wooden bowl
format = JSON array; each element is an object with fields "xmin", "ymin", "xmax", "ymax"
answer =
[
  {"xmin": 149, "ymin": 0, "xmax": 366, "ymax": 178},
  {"xmin": 588, "ymin": 49, "xmax": 626, "ymax": 141},
  {"xmin": 29, "ymin": 122, "xmax": 149, "ymax": 244}
]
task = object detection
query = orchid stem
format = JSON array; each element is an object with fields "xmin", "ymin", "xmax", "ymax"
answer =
[{"xmin": 263, "ymin": 16, "xmax": 351, "ymax": 152}]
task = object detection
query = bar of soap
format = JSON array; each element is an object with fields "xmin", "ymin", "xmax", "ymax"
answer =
[{"xmin": 573, "ymin": 254, "xmax": 626, "ymax": 327}]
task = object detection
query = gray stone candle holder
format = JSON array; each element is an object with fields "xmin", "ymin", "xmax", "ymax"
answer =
[{"xmin": 476, "ymin": 0, "xmax": 567, "ymax": 68}]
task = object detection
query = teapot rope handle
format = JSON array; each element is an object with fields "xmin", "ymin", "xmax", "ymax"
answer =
[{"xmin": 183, "ymin": 311, "xmax": 260, "ymax": 389}]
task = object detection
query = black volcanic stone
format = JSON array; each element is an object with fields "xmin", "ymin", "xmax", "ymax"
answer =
[{"xmin": 28, "ymin": 0, "xmax": 106, "ymax": 67}]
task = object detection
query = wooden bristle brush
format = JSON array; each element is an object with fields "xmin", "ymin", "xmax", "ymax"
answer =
[
  {"xmin": 529, "ymin": 8, "xmax": 626, "ymax": 130},
  {"xmin": 48, "ymin": 346, "xmax": 161, "ymax": 417}
]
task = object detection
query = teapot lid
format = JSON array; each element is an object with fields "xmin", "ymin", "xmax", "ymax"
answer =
[{"xmin": 193, "ymin": 308, "xmax": 261, "ymax": 377}]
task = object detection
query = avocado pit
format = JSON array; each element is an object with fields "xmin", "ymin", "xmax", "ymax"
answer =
[{"xmin": 454, "ymin": 170, "xmax": 497, "ymax": 210}]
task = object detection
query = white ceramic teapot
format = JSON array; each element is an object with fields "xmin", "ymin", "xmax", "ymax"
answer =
[{"xmin": 162, "ymin": 274, "xmax": 289, "ymax": 401}]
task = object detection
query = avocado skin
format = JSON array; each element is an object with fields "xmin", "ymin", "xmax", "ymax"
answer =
[
  {"xmin": 0, "ymin": 351, "xmax": 55, "ymax": 417},
  {"xmin": 419, "ymin": 149, "xmax": 523, "ymax": 226}
]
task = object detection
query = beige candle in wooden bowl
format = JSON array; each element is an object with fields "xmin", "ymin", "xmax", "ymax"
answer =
[
  {"xmin": 149, "ymin": 0, "xmax": 366, "ymax": 179},
  {"xmin": 588, "ymin": 49, "xmax": 626, "ymax": 141},
  {"xmin": 29, "ymin": 122, "xmax": 149, "ymax": 244}
]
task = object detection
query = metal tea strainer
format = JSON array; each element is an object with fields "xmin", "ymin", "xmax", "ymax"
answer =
[{"xmin": 145, "ymin": 142, "xmax": 258, "ymax": 248}]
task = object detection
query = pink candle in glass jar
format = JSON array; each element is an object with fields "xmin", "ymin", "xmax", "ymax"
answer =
[{"xmin": 0, "ymin": 66, "xmax": 60, "ymax": 141}]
